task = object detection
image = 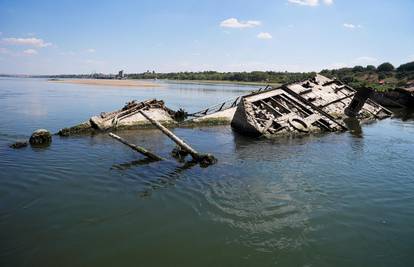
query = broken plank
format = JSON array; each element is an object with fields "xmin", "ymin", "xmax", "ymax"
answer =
[
  {"xmin": 109, "ymin": 132, "xmax": 163, "ymax": 161},
  {"xmin": 139, "ymin": 110, "xmax": 217, "ymax": 166}
]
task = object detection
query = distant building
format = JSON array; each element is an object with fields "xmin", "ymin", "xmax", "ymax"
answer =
[{"xmin": 117, "ymin": 70, "xmax": 124, "ymax": 79}]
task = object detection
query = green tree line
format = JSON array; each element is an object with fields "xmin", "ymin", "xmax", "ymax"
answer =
[
  {"xmin": 126, "ymin": 71, "xmax": 316, "ymax": 84},
  {"xmin": 320, "ymin": 61, "xmax": 414, "ymax": 91},
  {"xmin": 38, "ymin": 61, "xmax": 414, "ymax": 91}
]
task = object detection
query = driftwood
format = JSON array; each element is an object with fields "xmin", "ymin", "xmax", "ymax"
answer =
[
  {"xmin": 139, "ymin": 110, "xmax": 217, "ymax": 166},
  {"xmin": 109, "ymin": 132, "xmax": 163, "ymax": 161}
]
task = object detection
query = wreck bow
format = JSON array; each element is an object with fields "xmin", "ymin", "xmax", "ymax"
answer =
[{"xmin": 58, "ymin": 99, "xmax": 179, "ymax": 136}]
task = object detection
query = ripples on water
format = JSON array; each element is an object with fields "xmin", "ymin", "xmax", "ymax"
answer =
[{"xmin": 1, "ymin": 78, "xmax": 414, "ymax": 266}]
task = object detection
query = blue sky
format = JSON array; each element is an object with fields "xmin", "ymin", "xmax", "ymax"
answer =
[{"xmin": 0, "ymin": 0, "xmax": 413, "ymax": 74}]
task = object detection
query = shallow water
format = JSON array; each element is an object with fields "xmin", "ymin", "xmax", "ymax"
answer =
[{"xmin": 1, "ymin": 78, "xmax": 414, "ymax": 267}]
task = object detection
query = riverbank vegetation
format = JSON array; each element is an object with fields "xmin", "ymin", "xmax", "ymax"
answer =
[
  {"xmin": 127, "ymin": 71, "xmax": 316, "ymax": 85},
  {"xmin": 12, "ymin": 61, "xmax": 414, "ymax": 92},
  {"xmin": 320, "ymin": 61, "xmax": 414, "ymax": 91},
  {"xmin": 127, "ymin": 61, "xmax": 414, "ymax": 91}
]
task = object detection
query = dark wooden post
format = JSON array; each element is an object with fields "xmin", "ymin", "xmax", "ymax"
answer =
[
  {"xmin": 109, "ymin": 132, "xmax": 163, "ymax": 161},
  {"xmin": 139, "ymin": 110, "xmax": 217, "ymax": 166}
]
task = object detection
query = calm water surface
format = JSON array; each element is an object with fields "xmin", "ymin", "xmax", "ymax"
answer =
[{"xmin": 1, "ymin": 78, "xmax": 414, "ymax": 266}]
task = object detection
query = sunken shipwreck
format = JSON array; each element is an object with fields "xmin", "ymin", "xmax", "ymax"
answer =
[{"xmin": 58, "ymin": 74, "xmax": 392, "ymax": 138}]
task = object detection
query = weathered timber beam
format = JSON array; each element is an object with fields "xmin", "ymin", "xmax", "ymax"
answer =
[
  {"xmin": 281, "ymin": 86, "xmax": 348, "ymax": 131},
  {"xmin": 139, "ymin": 110, "xmax": 216, "ymax": 166},
  {"xmin": 109, "ymin": 132, "xmax": 163, "ymax": 161},
  {"xmin": 321, "ymin": 93, "xmax": 355, "ymax": 108},
  {"xmin": 259, "ymin": 100, "xmax": 283, "ymax": 116}
]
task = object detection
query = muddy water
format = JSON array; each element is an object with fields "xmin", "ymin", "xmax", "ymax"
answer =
[{"xmin": 1, "ymin": 78, "xmax": 414, "ymax": 266}]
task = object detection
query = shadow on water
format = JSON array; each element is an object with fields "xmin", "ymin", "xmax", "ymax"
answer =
[
  {"xmin": 111, "ymin": 156, "xmax": 199, "ymax": 198},
  {"xmin": 344, "ymin": 117, "xmax": 363, "ymax": 138},
  {"xmin": 391, "ymin": 107, "xmax": 414, "ymax": 121},
  {"xmin": 138, "ymin": 161, "xmax": 198, "ymax": 197},
  {"xmin": 231, "ymin": 128, "xmax": 341, "ymax": 160},
  {"xmin": 111, "ymin": 158, "xmax": 161, "ymax": 170}
]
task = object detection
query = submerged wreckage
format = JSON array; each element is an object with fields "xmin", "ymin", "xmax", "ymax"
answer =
[
  {"xmin": 58, "ymin": 99, "xmax": 181, "ymax": 136},
  {"xmin": 59, "ymin": 74, "xmax": 392, "ymax": 139},
  {"xmin": 12, "ymin": 74, "xmax": 392, "ymax": 168},
  {"xmin": 231, "ymin": 74, "xmax": 392, "ymax": 137}
]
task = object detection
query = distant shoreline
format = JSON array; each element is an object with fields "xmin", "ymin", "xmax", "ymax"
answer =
[
  {"xmin": 49, "ymin": 78, "xmax": 161, "ymax": 88},
  {"xmin": 47, "ymin": 78, "xmax": 279, "ymax": 88},
  {"xmin": 160, "ymin": 79, "xmax": 280, "ymax": 87}
]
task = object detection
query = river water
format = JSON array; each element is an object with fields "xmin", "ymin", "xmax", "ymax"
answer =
[{"xmin": 1, "ymin": 78, "xmax": 413, "ymax": 267}]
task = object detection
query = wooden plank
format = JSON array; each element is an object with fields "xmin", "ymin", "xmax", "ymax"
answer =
[
  {"xmin": 109, "ymin": 132, "xmax": 163, "ymax": 161},
  {"xmin": 139, "ymin": 110, "xmax": 217, "ymax": 166},
  {"xmin": 259, "ymin": 100, "xmax": 283, "ymax": 116},
  {"xmin": 281, "ymin": 86, "xmax": 348, "ymax": 131},
  {"xmin": 321, "ymin": 93, "xmax": 355, "ymax": 108}
]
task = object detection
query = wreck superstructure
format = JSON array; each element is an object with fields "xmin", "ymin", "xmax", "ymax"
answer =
[
  {"xmin": 230, "ymin": 75, "xmax": 392, "ymax": 137},
  {"xmin": 284, "ymin": 74, "xmax": 391, "ymax": 120},
  {"xmin": 230, "ymin": 86, "xmax": 345, "ymax": 137}
]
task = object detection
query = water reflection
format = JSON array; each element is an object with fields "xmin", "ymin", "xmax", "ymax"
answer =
[
  {"xmin": 111, "ymin": 158, "xmax": 160, "ymax": 170},
  {"xmin": 344, "ymin": 117, "xmax": 363, "ymax": 138},
  {"xmin": 391, "ymin": 108, "xmax": 414, "ymax": 121},
  {"xmin": 139, "ymin": 161, "xmax": 198, "ymax": 197}
]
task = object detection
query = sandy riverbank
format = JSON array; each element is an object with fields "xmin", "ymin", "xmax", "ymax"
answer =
[{"xmin": 49, "ymin": 79, "xmax": 161, "ymax": 88}]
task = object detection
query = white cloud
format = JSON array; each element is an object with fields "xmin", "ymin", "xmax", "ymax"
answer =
[
  {"xmin": 288, "ymin": 0, "xmax": 318, "ymax": 6},
  {"xmin": 343, "ymin": 23, "xmax": 362, "ymax": 29},
  {"xmin": 23, "ymin": 49, "xmax": 38, "ymax": 55},
  {"xmin": 343, "ymin": 23, "xmax": 355, "ymax": 29},
  {"xmin": 220, "ymin": 18, "xmax": 261, "ymax": 29},
  {"xmin": 408, "ymin": 55, "xmax": 414, "ymax": 61},
  {"xmin": 86, "ymin": 48, "xmax": 96, "ymax": 53},
  {"xmin": 257, "ymin": 32, "xmax": 272, "ymax": 40},
  {"xmin": 2, "ymin": 37, "xmax": 52, "ymax": 47},
  {"xmin": 288, "ymin": 0, "xmax": 333, "ymax": 6}
]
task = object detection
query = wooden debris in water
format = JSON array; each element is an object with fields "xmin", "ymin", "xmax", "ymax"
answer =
[
  {"xmin": 139, "ymin": 110, "xmax": 217, "ymax": 167},
  {"xmin": 91, "ymin": 99, "xmax": 176, "ymax": 131},
  {"xmin": 109, "ymin": 132, "xmax": 163, "ymax": 161},
  {"xmin": 58, "ymin": 99, "xmax": 179, "ymax": 136}
]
